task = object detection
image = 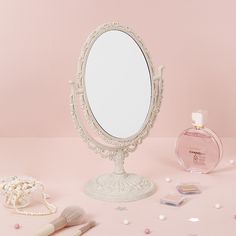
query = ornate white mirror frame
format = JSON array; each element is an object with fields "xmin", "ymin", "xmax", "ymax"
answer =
[{"xmin": 70, "ymin": 22, "xmax": 164, "ymax": 202}]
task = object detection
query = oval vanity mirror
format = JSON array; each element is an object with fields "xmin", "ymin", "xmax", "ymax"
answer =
[{"xmin": 70, "ymin": 23, "xmax": 164, "ymax": 202}]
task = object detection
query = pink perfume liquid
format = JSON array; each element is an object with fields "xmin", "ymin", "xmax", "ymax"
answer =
[{"xmin": 176, "ymin": 126, "xmax": 223, "ymax": 174}]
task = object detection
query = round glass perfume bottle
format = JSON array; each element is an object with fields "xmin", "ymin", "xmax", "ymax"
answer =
[{"xmin": 175, "ymin": 111, "xmax": 223, "ymax": 173}]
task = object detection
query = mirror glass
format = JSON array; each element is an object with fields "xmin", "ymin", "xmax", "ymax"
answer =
[{"xmin": 85, "ymin": 30, "xmax": 151, "ymax": 139}]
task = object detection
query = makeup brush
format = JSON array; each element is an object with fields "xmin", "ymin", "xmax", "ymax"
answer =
[
  {"xmin": 35, "ymin": 206, "xmax": 86, "ymax": 236},
  {"xmin": 74, "ymin": 221, "xmax": 96, "ymax": 236}
]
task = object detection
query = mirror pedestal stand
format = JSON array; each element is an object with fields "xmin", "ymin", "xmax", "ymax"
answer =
[{"xmin": 84, "ymin": 150, "xmax": 156, "ymax": 202}]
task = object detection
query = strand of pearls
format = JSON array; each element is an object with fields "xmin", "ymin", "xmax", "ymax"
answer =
[{"xmin": 0, "ymin": 176, "xmax": 57, "ymax": 216}]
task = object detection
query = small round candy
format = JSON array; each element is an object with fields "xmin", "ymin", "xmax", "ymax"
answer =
[
  {"xmin": 14, "ymin": 224, "xmax": 20, "ymax": 229},
  {"xmin": 144, "ymin": 228, "xmax": 151, "ymax": 234},
  {"xmin": 123, "ymin": 219, "xmax": 129, "ymax": 225}
]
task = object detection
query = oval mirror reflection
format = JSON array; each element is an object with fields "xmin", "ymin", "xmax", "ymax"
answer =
[{"xmin": 85, "ymin": 30, "xmax": 151, "ymax": 139}]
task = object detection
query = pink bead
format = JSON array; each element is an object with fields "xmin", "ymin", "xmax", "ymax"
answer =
[
  {"xmin": 14, "ymin": 224, "xmax": 20, "ymax": 229},
  {"xmin": 234, "ymin": 214, "xmax": 236, "ymax": 219},
  {"xmin": 144, "ymin": 228, "xmax": 151, "ymax": 234}
]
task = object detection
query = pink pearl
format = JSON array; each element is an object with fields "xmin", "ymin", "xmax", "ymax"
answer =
[
  {"xmin": 234, "ymin": 214, "xmax": 236, "ymax": 219},
  {"xmin": 144, "ymin": 228, "xmax": 151, "ymax": 234},
  {"xmin": 14, "ymin": 224, "xmax": 20, "ymax": 229}
]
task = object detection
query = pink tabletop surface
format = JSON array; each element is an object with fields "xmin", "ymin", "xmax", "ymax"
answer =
[{"xmin": 0, "ymin": 137, "xmax": 235, "ymax": 236}]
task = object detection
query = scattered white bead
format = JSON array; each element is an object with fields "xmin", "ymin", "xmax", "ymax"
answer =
[
  {"xmin": 123, "ymin": 219, "xmax": 129, "ymax": 225},
  {"xmin": 165, "ymin": 177, "xmax": 172, "ymax": 183},
  {"xmin": 215, "ymin": 203, "xmax": 222, "ymax": 209},
  {"xmin": 159, "ymin": 214, "xmax": 166, "ymax": 221},
  {"xmin": 188, "ymin": 218, "xmax": 200, "ymax": 223},
  {"xmin": 229, "ymin": 160, "xmax": 235, "ymax": 165}
]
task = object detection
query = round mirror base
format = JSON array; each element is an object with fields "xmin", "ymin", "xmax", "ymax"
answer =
[{"xmin": 84, "ymin": 173, "xmax": 156, "ymax": 202}]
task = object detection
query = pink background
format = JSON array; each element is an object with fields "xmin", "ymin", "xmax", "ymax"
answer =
[
  {"xmin": 1, "ymin": 2, "xmax": 236, "ymax": 235},
  {"xmin": 0, "ymin": 0, "xmax": 236, "ymax": 137}
]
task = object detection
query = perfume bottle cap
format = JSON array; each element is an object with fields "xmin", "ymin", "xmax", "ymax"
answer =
[{"xmin": 192, "ymin": 111, "xmax": 207, "ymax": 127}]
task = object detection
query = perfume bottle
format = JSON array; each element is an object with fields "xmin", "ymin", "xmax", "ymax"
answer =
[{"xmin": 175, "ymin": 111, "xmax": 223, "ymax": 174}]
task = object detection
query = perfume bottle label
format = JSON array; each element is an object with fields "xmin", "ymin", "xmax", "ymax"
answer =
[{"xmin": 189, "ymin": 150, "xmax": 206, "ymax": 165}]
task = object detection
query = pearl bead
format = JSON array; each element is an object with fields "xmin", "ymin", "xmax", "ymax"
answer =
[
  {"xmin": 165, "ymin": 177, "xmax": 172, "ymax": 183},
  {"xmin": 159, "ymin": 214, "xmax": 166, "ymax": 221},
  {"xmin": 123, "ymin": 219, "xmax": 129, "ymax": 225},
  {"xmin": 144, "ymin": 228, "xmax": 151, "ymax": 234},
  {"xmin": 215, "ymin": 203, "xmax": 221, "ymax": 209},
  {"xmin": 14, "ymin": 224, "xmax": 20, "ymax": 229}
]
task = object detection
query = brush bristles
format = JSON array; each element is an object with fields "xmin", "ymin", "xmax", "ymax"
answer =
[
  {"xmin": 51, "ymin": 206, "xmax": 85, "ymax": 231},
  {"xmin": 61, "ymin": 206, "xmax": 85, "ymax": 227}
]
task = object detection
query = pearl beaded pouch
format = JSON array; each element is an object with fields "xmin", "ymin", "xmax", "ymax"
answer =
[{"xmin": 0, "ymin": 176, "xmax": 57, "ymax": 216}]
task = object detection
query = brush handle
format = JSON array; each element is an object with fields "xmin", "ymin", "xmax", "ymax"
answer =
[
  {"xmin": 74, "ymin": 221, "xmax": 96, "ymax": 236},
  {"xmin": 35, "ymin": 224, "xmax": 55, "ymax": 236}
]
